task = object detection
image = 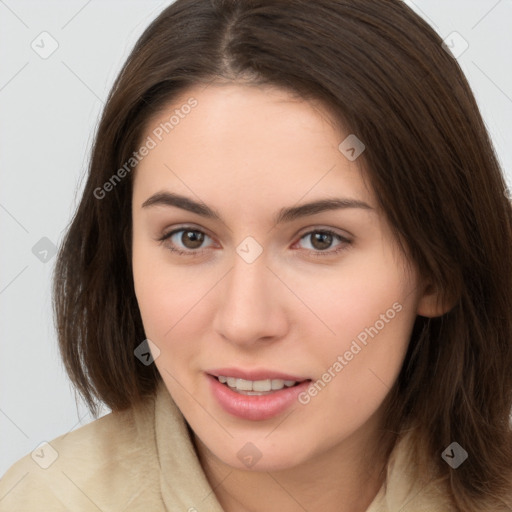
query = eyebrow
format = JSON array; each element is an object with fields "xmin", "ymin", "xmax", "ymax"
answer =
[{"xmin": 141, "ymin": 191, "xmax": 372, "ymax": 224}]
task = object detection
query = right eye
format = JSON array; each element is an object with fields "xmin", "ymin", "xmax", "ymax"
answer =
[{"xmin": 157, "ymin": 227, "xmax": 216, "ymax": 256}]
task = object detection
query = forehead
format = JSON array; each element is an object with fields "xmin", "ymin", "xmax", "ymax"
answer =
[{"xmin": 132, "ymin": 83, "xmax": 372, "ymax": 213}]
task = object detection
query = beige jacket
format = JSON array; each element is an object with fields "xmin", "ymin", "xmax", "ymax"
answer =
[{"xmin": 0, "ymin": 381, "xmax": 456, "ymax": 511}]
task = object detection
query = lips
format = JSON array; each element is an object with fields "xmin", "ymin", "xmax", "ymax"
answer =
[
  {"xmin": 206, "ymin": 368, "xmax": 312, "ymax": 421},
  {"xmin": 207, "ymin": 374, "xmax": 311, "ymax": 420}
]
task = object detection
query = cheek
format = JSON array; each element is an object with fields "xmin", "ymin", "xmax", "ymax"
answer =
[
  {"xmin": 300, "ymin": 250, "xmax": 415, "ymax": 402},
  {"xmin": 132, "ymin": 261, "xmax": 171, "ymax": 339},
  {"xmin": 304, "ymin": 248, "xmax": 411, "ymax": 339},
  {"xmin": 132, "ymin": 230, "xmax": 177, "ymax": 339},
  {"xmin": 131, "ymin": 236, "xmax": 215, "ymax": 364}
]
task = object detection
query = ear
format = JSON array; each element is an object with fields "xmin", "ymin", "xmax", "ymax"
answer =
[{"xmin": 416, "ymin": 281, "xmax": 457, "ymax": 318}]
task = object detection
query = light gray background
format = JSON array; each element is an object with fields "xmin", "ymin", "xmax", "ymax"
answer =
[{"xmin": 1, "ymin": 0, "xmax": 511, "ymax": 475}]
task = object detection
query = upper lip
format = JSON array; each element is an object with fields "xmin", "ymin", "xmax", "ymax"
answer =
[{"xmin": 207, "ymin": 367, "xmax": 310, "ymax": 382}]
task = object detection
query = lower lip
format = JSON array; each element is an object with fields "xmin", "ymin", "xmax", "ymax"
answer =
[{"xmin": 207, "ymin": 374, "xmax": 311, "ymax": 421}]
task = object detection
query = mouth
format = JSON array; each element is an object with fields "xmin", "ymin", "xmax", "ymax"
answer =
[
  {"xmin": 206, "ymin": 368, "xmax": 312, "ymax": 421},
  {"xmin": 206, "ymin": 371, "xmax": 311, "ymax": 421}
]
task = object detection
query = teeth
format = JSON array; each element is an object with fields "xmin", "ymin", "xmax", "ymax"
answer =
[
  {"xmin": 216, "ymin": 375, "xmax": 298, "ymax": 391},
  {"xmin": 236, "ymin": 378, "xmax": 253, "ymax": 391},
  {"xmin": 253, "ymin": 380, "xmax": 272, "ymax": 392},
  {"xmin": 271, "ymin": 379, "xmax": 284, "ymax": 390}
]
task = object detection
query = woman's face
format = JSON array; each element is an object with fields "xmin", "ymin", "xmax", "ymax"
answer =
[{"xmin": 131, "ymin": 83, "xmax": 429, "ymax": 471}]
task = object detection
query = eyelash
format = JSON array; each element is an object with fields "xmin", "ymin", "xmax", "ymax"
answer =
[{"xmin": 156, "ymin": 226, "xmax": 351, "ymax": 258}]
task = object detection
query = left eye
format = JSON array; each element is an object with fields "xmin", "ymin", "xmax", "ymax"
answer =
[
  {"xmin": 296, "ymin": 230, "xmax": 349, "ymax": 253},
  {"xmin": 157, "ymin": 227, "xmax": 351, "ymax": 257}
]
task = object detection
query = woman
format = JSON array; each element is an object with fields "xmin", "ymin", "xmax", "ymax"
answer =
[{"xmin": 1, "ymin": 0, "xmax": 511, "ymax": 510}]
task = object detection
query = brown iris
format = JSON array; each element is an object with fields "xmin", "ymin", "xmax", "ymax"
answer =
[
  {"xmin": 181, "ymin": 230, "xmax": 205, "ymax": 249},
  {"xmin": 310, "ymin": 232, "xmax": 334, "ymax": 251}
]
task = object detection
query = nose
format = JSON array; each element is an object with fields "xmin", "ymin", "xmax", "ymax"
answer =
[{"xmin": 212, "ymin": 251, "xmax": 290, "ymax": 348}]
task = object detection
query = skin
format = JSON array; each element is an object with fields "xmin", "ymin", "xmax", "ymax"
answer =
[{"xmin": 131, "ymin": 82, "xmax": 444, "ymax": 512}]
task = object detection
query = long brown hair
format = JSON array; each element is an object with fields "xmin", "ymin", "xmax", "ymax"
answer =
[{"xmin": 53, "ymin": 0, "xmax": 512, "ymax": 509}]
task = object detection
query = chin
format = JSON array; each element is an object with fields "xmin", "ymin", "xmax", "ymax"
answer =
[{"xmin": 211, "ymin": 440, "xmax": 311, "ymax": 473}]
